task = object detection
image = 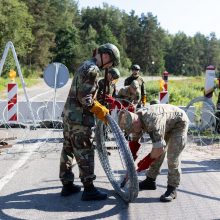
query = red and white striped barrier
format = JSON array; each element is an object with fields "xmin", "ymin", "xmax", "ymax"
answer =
[
  {"xmin": 7, "ymin": 82, "xmax": 18, "ymax": 121},
  {"xmin": 159, "ymin": 71, "xmax": 169, "ymax": 103},
  {"xmin": 159, "ymin": 91, "xmax": 169, "ymax": 104}
]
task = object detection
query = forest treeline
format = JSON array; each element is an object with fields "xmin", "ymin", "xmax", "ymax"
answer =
[{"xmin": 1, "ymin": 0, "xmax": 220, "ymax": 77}]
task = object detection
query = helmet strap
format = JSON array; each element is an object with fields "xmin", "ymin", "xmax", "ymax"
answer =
[
  {"xmin": 99, "ymin": 53, "xmax": 113, "ymax": 69},
  {"xmin": 100, "ymin": 53, "xmax": 104, "ymax": 68}
]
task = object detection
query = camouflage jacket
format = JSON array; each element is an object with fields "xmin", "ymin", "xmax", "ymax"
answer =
[
  {"xmin": 136, "ymin": 104, "xmax": 189, "ymax": 148},
  {"xmin": 97, "ymin": 78, "xmax": 116, "ymax": 104},
  {"xmin": 124, "ymin": 75, "xmax": 146, "ymax": 97},
  {"xmin": 117, "ymin": 86, "xmax": 141, "ymax": 105},
  {"xmin": 63, "ymin": 58, "xmax": 100, "ymax": 127}
]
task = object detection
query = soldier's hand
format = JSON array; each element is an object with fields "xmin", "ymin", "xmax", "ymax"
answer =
[
  {"xmin": 105, "ymin": 95, "xmax": 115, "ymax": 104},
  {"xmin": 105, "ymin": 95, "xmax": 124, "ymax": 110},
  {"xmin": 90, "ymin": 100, "xmax": 109, "ymax": 123}
]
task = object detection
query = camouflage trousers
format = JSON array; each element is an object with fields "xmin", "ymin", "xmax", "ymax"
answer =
[
  {"xmin": 59, "ymin": 122, "xmax": 96, "ymax": 184},
  {"xmin": 147, "ymin": 121, "xmax": 188, "ymax": 188}
]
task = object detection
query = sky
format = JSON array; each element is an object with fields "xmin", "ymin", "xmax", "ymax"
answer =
[{"xmin": 78, "ymin": 0, "xmax": 220, "ymax": 38}]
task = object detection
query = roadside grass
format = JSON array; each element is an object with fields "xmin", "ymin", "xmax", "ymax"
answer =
[{"xmin": 146, "ymin": 76, "xmax": 219, "ymax": 106}]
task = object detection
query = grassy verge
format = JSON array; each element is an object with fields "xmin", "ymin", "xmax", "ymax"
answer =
[{"xmin": 146, "ymin": 76, "xmax": 219, "ymax": 106}]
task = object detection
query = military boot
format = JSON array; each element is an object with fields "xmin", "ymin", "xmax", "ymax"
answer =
[
  {"xmin": 81, "ymin": 184, "xmax": 107, "ymax": 201},
  {"xmin": 160, "ymin": 185, "xmax": 177, "ymax": 202},
  {"xmin": 61, "ymin": 182, "xmax": 81, "ymax": 197},
  {"xmin": 139, "ymin": 177, "xmax": 156, "ymax": 190}
]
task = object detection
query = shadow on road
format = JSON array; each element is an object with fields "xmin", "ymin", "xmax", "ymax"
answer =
[
  {"xmin": 0, "ymin": 186, "xmax": 129, "ymax": 220},
  {"xmin": 182, "ymin": 158, "xmax": 220, "ymax": 173}
]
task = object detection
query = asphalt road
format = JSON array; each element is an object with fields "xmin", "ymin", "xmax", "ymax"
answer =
[
  {"xmin": 0, "ymin": 76, "xmax": 220, "ymax": 219},
  {"xmin": 17, "ymin": 77, "xmax": 136, "ymax": 101},
  {"xmin": 0, "ymin": 132, "xmax": 220, "ymax": 220}
]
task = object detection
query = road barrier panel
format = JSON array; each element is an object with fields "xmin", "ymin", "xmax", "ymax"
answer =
[
  {"xmin": 7, "ymin": 82, "xmax": 18, "ymax": 122},
  {"xmin": 0, "ymin": 41, "xmax": 36, "ymax": 127},
  {"xmin": 0, "ymin": 101, "xmax": 64, "ymax": 125}
]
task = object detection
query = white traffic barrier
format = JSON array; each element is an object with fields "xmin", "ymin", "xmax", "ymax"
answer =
[
  {"xmin": 0, "ymin": 101, "xmax": 197, "ymax": 127},
  {"xmin": 0, "ymin": 101, "xmax": 64, "ymax": 123},
  {"xmin": 0, "ymin": 41, "xmax": 36, "ymax": 126}
]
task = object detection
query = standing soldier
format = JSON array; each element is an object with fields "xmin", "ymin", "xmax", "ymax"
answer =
[
  {"xmin": 124, "ymin": 64, "xmax": 146, "ymax": 107},
  {"xmin": 118, "ymin": 104, "xmax": 189, "ymax": 202},
  {"xmin": 97, "ymin": 68, "xmax": 120, "ymax": 148},
  {"xmin": 59, "ymin": 43, "xmax": 120, "ymax": 201},
  {"xmin": 97, "ymin": 67, "xmax": 120, "ymax": 105}
]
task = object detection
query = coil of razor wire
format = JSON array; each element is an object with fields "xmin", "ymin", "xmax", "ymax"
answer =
[{"xmin": 95, "ymin": 114, "xmax": 139, "ymax": 202}]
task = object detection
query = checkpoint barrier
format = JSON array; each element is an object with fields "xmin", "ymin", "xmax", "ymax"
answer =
[
  {"xmin": 0, "ymin": 41, "xmax": 36, "ymax": 127},
  {"xmin": 0, "ymin": 100, "xmax": 196, "ymax": 127},
  {"xmin": 7, "ymin": 82, "xmax": 18, "ymax": 121},
  {"xmin": 7, "ymin": 69, "xmax": 18, "ymax": 122},
  {"xmin": 0, "ymin": 101, "xmax": 64, "ymax": 127}
]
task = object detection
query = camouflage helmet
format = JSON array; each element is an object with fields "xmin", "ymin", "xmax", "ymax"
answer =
[
  {"xmin": 118, "ymin": 110, "xmax": 138, "ymax": 134},
  {"xmin": 98, "ymin": 43, "xmax": 120, "ymax": 67},
  {"xmin": 131, "ymin": 64, "xmax": 141, "ymax": 71},
  {"xmin": 130, "ymin": 80, "xmax": 139, "ymax": 89},
  {"xmin": 108, "ymin": 68, "xmax": 120, "ymax": 79}
]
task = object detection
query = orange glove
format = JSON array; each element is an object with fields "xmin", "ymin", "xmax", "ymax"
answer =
[
  {"xmin": 90, "ymin": 100, "xmax": 109, "ymax": 123},
  {"xmin": 141, "ymin": 95, "xmax": 147, "ymax": 106}
]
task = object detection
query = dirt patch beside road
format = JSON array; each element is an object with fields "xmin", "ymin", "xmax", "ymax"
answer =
[{"xmin": 185, "ymin": 141, "xmax": 220, "ymax": 159}]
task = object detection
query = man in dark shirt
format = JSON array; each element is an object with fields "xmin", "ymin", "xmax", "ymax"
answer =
[{"xmin": 124, "ymin": 64, "xmax": 146, "ymax": 107}]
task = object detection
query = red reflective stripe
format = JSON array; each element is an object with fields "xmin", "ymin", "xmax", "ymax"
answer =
[
  {"xmin": 7, "ymin": 83, "xmax": 18, "ymax": 121},
  {"xmin": 9, "ymin": 114, "xmax": 17, "ymax": 121},
  {"xmin": 160, "ymin": 91, "xmax": 167, "ymax": 100},
  {"xmin": 8, "ymin": 94, "xmax": 17, "ymax": 111},
  {"xmin": 10, "ymin": 94, "xmax": 17, "ymax": 104},
  {"xmin": 7, "ymin": 83, "xmax": 16, "ymax": 91}
]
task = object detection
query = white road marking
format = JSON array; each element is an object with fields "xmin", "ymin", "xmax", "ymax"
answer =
[
  {"xmin": 0, "ymin": 131, "xmax": 51, "ymax": 191},
  {"xmin": 29, "ymin": 90, "xmax": 52, "ymax": 101}
]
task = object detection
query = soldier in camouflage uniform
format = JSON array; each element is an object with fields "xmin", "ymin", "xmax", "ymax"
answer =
[
  {"xmin": 60, "ymin": 43, "xmax": 120, "ymax": 201},
  {"xmin": 97, "ymin": 68, "xmax": 120, "ymax": 105},
  {"xmin": 118, "ymin": 104, "xmax": 189, "ymax": 202},
  {"xmin": 104, "ymin": 80, "xmax": 141, "ymax": 113},
  {"xmin": 118, "ymin": 80, "xmax": 141, "ymax": 108},
  {"xmin": 124, "ymin": 64, "xmax": 147, "ymax": 107},
  {"xmin": 97, "ymin": 68, "xmax": 120, "ymax": 149}
]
